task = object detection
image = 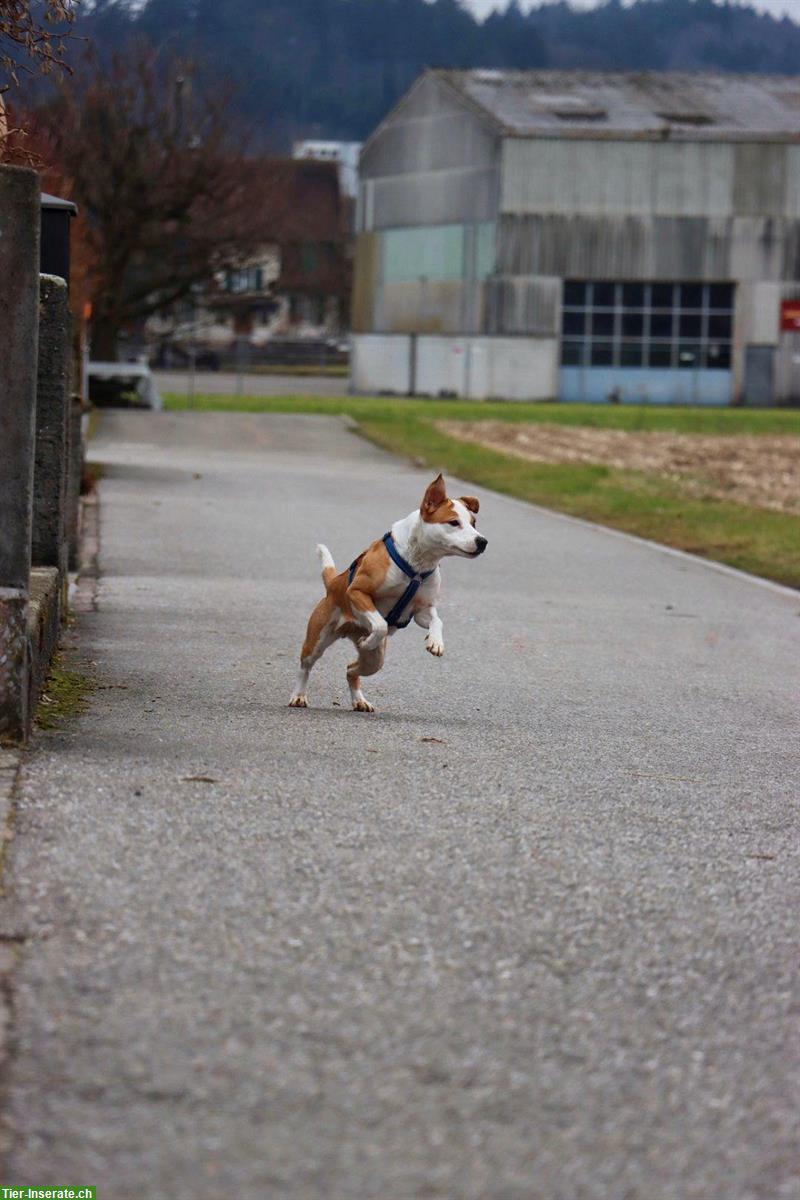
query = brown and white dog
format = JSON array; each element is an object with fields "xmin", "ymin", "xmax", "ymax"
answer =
[{"xmin": 288, "ymin": 473, "xmax": 487, "ymax": 712}]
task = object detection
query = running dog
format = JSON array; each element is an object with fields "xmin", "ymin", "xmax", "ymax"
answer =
[{"xmin": 288, "ymin": 473, "xmax": 487, "ymax": 712}]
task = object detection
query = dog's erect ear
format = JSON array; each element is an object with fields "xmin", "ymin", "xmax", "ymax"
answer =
[
  {"xmin": 460, "ymin": 495, "xmax": 480, "ymax": 515},
  {"xmin": 421, "ymin": 473, "xmax": 447, "ymax": 519}
]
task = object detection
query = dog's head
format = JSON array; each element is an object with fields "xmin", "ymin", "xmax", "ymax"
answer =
[{"xmin": 418, "ymin": 473, "xmax": 487, "ymax": 559}]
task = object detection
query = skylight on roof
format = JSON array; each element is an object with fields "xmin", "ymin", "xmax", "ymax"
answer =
[
  {"xmin": 552, "ymin": 107, "xmax": 607, "ymax": 121},
  {"xmin": 657, "ymin": 111, "xmax": 714, "ymax": 126},
  {"xmin": 529, "ymin": 93, "xmax": 607, "ymax": 120}
]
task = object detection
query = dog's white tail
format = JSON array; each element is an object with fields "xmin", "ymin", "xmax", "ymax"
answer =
[{"xmin": 316, "ymin": 544, "xmax": 336, "ymax": 590}]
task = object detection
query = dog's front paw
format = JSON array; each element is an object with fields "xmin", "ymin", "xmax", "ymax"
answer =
[
  {"xmin": 425, "ymin": 637, "xmax": 444, "ymax": 657},
  {"xmin": 353, "ymin": 698, "xmax": 375, "ymax": 713},
  {"xmin": 288, "ymin": 694, "xmax": 308, "ymax": 708}
]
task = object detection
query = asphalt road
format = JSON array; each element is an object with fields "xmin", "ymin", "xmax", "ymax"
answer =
[
  {"xmin": 2, "ymin": 411, "xmax": 798, "ymax": 1199},
  {"xmin": 154, "ymin": 368, "xmax": 349, "ymax": 398}
]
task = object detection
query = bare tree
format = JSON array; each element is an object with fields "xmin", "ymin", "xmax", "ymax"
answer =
[
  {"xmin": 35, "ymin": 41, "xmax": 270, "ymax": 359},
  {"xmin": 1, "ymin": 0, "xmax": 78, "ymax": 93}
]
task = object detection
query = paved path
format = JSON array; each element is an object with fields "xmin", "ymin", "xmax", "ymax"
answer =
[
  {"xmin": 154, "ymin": 368, "xmax": 349, "ymax": 398},
  {"xmin": 2, "ymin": 411, "xmax": 798, "ymax": 1199}
]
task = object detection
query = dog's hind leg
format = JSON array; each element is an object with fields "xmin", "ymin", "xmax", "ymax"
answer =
[
  {"xmin": 346, "ymin": 639, "xmax": 386, "ymax": 713},
  {"xmin": 289, "ymin": 598, "xmax": 338, "ymax": 708}
]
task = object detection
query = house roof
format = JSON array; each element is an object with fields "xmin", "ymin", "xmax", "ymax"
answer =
[
  {"xmin": 242, "ymin": 158, "xmax": 345, "ymax": 241},
  {"xmin": 435, "ymin": 70, "xmax": 800, "ymax": 142}
]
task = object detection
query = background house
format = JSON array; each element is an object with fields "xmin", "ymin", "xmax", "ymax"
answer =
[
  {"xmin": 293, "ymin": 140, "xmax": 361, "ymax": 201},
  {"xmin": 352, "ymin": 69, "xmax": 800, "ymax": 405},
  {"xmin": 149, "ymin": 157, "xmax": 351, "ymax": 366}
]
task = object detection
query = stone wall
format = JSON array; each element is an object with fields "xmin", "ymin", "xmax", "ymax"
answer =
[{"xmin": 0, "ymin": 166, "xmax": 80, "ymax": 742}]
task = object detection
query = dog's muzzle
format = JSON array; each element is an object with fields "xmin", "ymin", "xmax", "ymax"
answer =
[{"xmin": 472, "ymin": 536, "xmax": 488, "ymax": 556}]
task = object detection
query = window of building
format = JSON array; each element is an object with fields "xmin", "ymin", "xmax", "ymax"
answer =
[
  {"xmin": 226, "ymin": 266, "xmax": 264, "ymax": 294},
  {"xmin": 561, "ymin": 281, "xmax": 734, "ymax": 370}
]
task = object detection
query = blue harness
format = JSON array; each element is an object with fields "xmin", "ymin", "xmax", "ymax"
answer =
[{"xmin": 348, "ymin": 532, "xmax": 435, "ymax": 630}]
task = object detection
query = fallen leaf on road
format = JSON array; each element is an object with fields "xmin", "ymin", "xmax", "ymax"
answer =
[
  {"xmin": 420, "ymin": 737, "xmax": 445, "ymax": 744},
  {"xmin": 182, "ymin": 775, "xmax": 219, "ymax": 783}
]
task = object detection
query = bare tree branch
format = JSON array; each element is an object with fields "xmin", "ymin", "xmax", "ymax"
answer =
[
  {"xmin": 33, "ymin": 39, "xmax": 279, "ymax": 358},
  {"xmin": 0, "ymin": 0, "xmax": 79, "ymax": 94}
]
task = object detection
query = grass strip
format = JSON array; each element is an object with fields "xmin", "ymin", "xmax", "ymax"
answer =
[{"xmin": 163, "ymin": 392, "xmax": 800, "ymax": 436}]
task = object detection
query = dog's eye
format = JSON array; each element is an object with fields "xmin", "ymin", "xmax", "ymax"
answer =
[{"xmin": 448, "ymin": 519, "xmax": 460, "ymax": 527}]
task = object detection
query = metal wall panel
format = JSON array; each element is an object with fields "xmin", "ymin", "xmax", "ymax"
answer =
[
  {"xmin": 501, "ymin": 139, "xmax": 735, "ymax": 217},
  {"xmin": 366, "ymin": 223, "xmax": 496, "ymax": 334},
  {"xmin": 359, "ymin": 74, "xmax": 500, "ymax": 232},
  {"xmin": 475, "ymin": 222, "xmax": 496, "ymax": 280},
  {"xmin": 496, "ymin": 214, "xmax": 800, "ymax": 282},
  {"xmin": 502, "ymin": 138, "xmax": 800, "ymax": 220},
  {"xmin": 484, "ymin": 276, "xmax": 561, "ymax": 335},
  {"xmin": 783, "ymin": 147, "xmax": 800, "ymax": 220},
  {"xmin": 362, "ymin": 75, "xmax": 497, "ymax": 179},
  {"xmin": 351, "ymin": 232, "xmax": 379, "ymax": 333},
  {"xmin": 364, "ymin": 112, "xmax": 497, "ymax": 179},
  {"xmin": 560, "ymin": 366, "xmax": 731, "ymax": 405},
  {"xmin": 732, "ymin": 144, "xmax": 788, "ymax": 217},
  {"xmin": 383, "ymin": 225, "xmax": 465, "ymax": 282},
  {"xmin": 379, "ymin": 281, "xmax": 468, "ymax": 335},
  {"xmin": 370, "ymin": 167, "xmax": 497, "ymax": 229}
]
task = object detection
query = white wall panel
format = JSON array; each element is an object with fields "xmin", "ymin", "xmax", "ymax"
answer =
[
  {"xmin": 350, "ymin": 335, "xmax": 411, "ymax": 394},
  {"xmin": 351, "ymin": 334, "xmax": 557, "ymax": 400}
]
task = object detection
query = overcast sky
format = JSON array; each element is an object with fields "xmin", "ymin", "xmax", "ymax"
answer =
[{"xmin": 464, "ymin": 0, "xmax": 800, "ymax": 22}]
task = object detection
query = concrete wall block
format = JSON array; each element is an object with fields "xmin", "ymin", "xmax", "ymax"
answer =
[
  {"xmin": 350, "ymin": 334, "xmax": 411, "ymax": 393},
  {"xmin": 26, "ymin": 567, "xmax": 62, "ymax": 728},
  {"xmin": 350, "ymin": 333, "xmax": 557, "ymax": 401},
  {"xmin": 479, "ymin": 336, "xmax": 558, "ymax": 401},
  {"xmin": 0, "ymin": 589, "xmax": 30, "ymax": 743},
  {"xmin": 0, "ymin": 166, "xmax": 40, "ymax": 592},
  {"xmin": 66, "ymin": 398, "xmax": 84, "ymax": 571},
  {"xmin": 416, "ymin": 337, "xmax": 468, "ymax": 395},
  {"xmin": 32, "ymin": 274, "xmax": 71, "ymax": 572}
]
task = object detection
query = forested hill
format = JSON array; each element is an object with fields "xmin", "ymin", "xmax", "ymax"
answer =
[{"xmin": 78, "ymin": 0, "xmax": 800, "ymax": 146}]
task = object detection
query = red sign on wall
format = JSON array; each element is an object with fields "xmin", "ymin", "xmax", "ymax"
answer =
[{"xmin": 780, "ymin": 300, "xmax": 800, "ymax": 332}]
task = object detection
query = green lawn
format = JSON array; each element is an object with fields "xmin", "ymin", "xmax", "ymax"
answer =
[
  {"xmin": 164, "ymin": 391, "xmax": 800, "ymax": 436},
  {"xmin": 164, "ymin": 393, "xmax": 800, "ymax": 588}
]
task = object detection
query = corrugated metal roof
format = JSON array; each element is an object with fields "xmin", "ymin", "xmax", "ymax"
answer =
[{"xmin": 436, "ymin": 70, "xmax": 800, "ymax": 141}]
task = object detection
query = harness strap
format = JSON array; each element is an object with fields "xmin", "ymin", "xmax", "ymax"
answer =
[{"xmin": 347, "ymin": 532, "xmax": 434, "ymax": 630}]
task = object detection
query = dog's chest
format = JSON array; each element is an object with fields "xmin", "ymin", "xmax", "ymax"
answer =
[{"xmin": 374, "ymin": 565, "xmax": 437, "ymax": 620}]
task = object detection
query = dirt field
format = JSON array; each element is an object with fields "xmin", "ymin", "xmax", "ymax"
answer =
[{"xmin": 436, "ymin": 421, "xmax": 800, "ymax": 514}]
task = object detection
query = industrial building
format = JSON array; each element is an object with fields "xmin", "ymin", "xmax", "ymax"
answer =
[{"xmin": 351, "ymin": 70, "xmax": 800, "ymax": 405}]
